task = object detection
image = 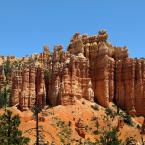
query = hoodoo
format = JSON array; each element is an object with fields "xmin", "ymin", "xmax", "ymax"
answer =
[{"xmin": 0, "ymin": 30, "xmax": 145, "ymax": 116}]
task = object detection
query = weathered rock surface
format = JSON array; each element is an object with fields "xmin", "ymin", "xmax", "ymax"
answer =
[{"xmin": 0, "ymin": 30, "xmax": 145, "ymax": 116}]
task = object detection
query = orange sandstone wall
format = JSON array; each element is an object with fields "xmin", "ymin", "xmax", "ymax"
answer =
[{"xmin": 0, "ymin": 30, "xmax": 145, "ymax": 116}]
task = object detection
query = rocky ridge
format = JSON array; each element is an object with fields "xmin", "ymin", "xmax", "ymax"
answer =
[{"xmin": 0, "ymin": 30, "xmax": 145, "ymax": 116}]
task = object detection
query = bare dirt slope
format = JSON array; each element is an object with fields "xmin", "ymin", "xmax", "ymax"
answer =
[{"xmin": 0, "ymin": 99, "xmax": 144, "ymax": 145}]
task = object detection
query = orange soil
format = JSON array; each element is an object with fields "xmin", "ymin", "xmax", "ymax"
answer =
[{"xmin": 0, "ymin": 99, "xmax": 144, "ymax": 145}]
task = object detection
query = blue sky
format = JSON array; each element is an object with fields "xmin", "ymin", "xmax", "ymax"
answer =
[{"xmin": 0, "ymin": 0, "xmax": 145, "ymax": 57}]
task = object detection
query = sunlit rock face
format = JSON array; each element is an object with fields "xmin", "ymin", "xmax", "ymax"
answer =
[{"xmin": 0, "ymin": 30, "xmax": 145, "ymax": 116}]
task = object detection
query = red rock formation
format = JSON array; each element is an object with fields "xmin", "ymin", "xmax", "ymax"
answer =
[
  {"xmin": 29, "ymin": 66, "xmax": 36, "ymax": 108},
  {"xmin": 11, "ymin": 69, "xmax": 22, "ymax": 106},
  {"xmin": 20, "ymin": 66, "xmax": 30, "ymax": 110},
  {"xmin": 115, "ymin": 58, "xmax": 145, "ymax": 115},
  {"xmin": 134, "ymin": 59, "xmax": 143, "ymax": 115},
  {"xmin": 0, "ymin": 66, "xmax": 5, "ymax": 89},
  {"xmin": 0, "ymin": 30, "xmax": 145, "ymax": 117},
  {"xmin": 141, "ymin": 118, "xmax": 145, "ymax": 134},
  {"xmin": 36, "ymin": 67, "xmax": 46, "ymax": 108},
  {"xmin": 116, "ymin": 118, "xmax": 124, "ymax": 131},
  {"xmin": 115, "ymin": 58, "xmax": 136, "ymax": 114},
  {"xmin": 75, "ymin": 118, "xmax": 86, "ymax": 138}
]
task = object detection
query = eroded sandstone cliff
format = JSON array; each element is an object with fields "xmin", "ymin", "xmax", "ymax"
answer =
[{"xmin": 0, "ymin": 30, "xmax": 145, "ymax": 116}]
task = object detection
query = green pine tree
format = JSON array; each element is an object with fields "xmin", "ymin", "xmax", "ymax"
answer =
[
  {"xmin": 3, "ymin": 60, "xmax": 11, "ymax": 81},
  {"xmin": 0, "ymin": 110, "xmax": 30, "ymax": 145},
  {"xmin": 98, "ymin": 128, "xmax": 122, "ymax": 145},
  {"xmin": 0, "ymin": 87, "xmax": 10, "ymax": 108}
]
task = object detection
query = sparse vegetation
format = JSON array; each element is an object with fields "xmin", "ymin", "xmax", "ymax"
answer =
[
  {"xmin": 123, "ymin": 114, "xmax": 133, "ymax": 126},
  {"xmin": 125, "ymin": 137, "xmax": 137, "ymax": 145},
  {"xmin": 53, "ymin": 117, "xmax": 72, "ymax": 144},
  {"xmin": 3, "ymin": 60, "xmax": 11, "ymax": 81},
  {"xmin": 0, "ymin": 110, "xmax": 30, "ymax": 145},
  {"xmin": 58, "ymin": 121, "xmax": 72, "ymax": 144},
  {"xmin": 59, "ymin": 126, "xmax": 72, "ymax": 144},
  {"xmin": 93, "ymin": 130, "xmax": 99, "ymax": 135},
  {"xmin": 136, "ymin": 124, "xmax": 141, "ymax": 129},
  {"xmin": 84, "ymin": 139, "xmax": 97, "ymax": 145},
  {"xmin": 0, "ymin": 87, "xmax": 10, "ymax": 108},
  {"xmin": 97, "ymin": 128, "xmax": 122, "ymax": 145},
  {"xmin": 25, "ymin": 58, "xmax": 35, "ymax": 65},
  {"xmin": 12, "ymin": 60, "xmax": 21, "ymax": 69},
  {"xmin": 44, "ymin": 69, "xmax": 51, "ymax": 79},
  {"xmin": 91, "ymin": 103, "xmax": 99, "ymax": 111},
  {"xmin": 89, "ymin": 106, "xmax": 123, "ymax": 145},
  {"xmin": 105, "ymin": 107, "xmax": 116, "ymax": 120}
]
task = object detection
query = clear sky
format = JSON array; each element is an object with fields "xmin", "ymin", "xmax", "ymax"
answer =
[{"xmin": 0, "ymin": 0, "xmax": 145, "ymax": 58}]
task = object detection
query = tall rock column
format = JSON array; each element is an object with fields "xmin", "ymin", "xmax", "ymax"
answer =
[
  {"xmin": 49, "ymin": 74, "xmax": 60, "ymax": 106},
  {"xmin": 60, "ymin": 66, "xmax": 75, "ymax": 105},
  {"xmin": 36, "ymin": 67, "xmax": 46, "ymax": 108},
  {"xmin": 89, "ymin": 41, "xmax": 113, "ymax": 107},
  {"xmin": 115, "ymin": 58, "xmax": 136, "ymax": 114},
  {"xmin": 115, "ymin": 60, "xmax": 124, "ymax": 108},
  {"xmin": 95, "ymin": 55, "xmax": 109, "ymax": 107},
  {"xmin": 133, "ymin": 59, "xmax": 145, "ymax": 115},
  {"xmin": 123, "ymin": 58, "xmax": 136, "ymax": 114},
  {"xmin": 20, "ymin": 67, "xmax": 30, "ymax": 110},
  {"xmin": 0, "ymin": 66, "xmax": 6, "ymax": 89},
  {"xmin": 142, "ymin": 60, "xmax": 145, "ymax": 115},
  {"xmin": 11, "ymin": 69, "xmax": 22, "ymax": 106},
  {"xmin": 108, "ymin": 57, "xmax": 115, "ymax": 101},
  {"xmin": 29, "ymin": 65, "xmax": 36, "ymax": 109}
]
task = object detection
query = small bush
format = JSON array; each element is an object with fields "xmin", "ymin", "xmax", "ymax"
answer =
[
  {"xmin": 91, "ymin": 104, "xmax": 99, "ymax": 111},
  {"xmin": 44, "ymin": 69, "xmax": 51, "ymax": 79},
  {"xmin": 91, "ymin": 116, "xmax": 97, "ymax": 121},
  {"xmin": 84, "ymin": 140, "xmax": 97, "ymax": 145},
  {"xmin": 98, "ymin": 128, "xmax": 122, "ymax": 145},
  {"xmin": 136, "ymin": 124, "xmax": 141, "ymax": 129},
  {"xmin": 56, "ymin": 120, "xmax": 65, "ymax": 128},
  {"xmin": 0, "ymin": 87, "xmax": 10, "ymax": 108},
  {"xmin": 93, "ymin": 130, "xmax": 99, "ymax": 135},
  {"xmin": 118, "ymin": 111, "xmax": 125, "ymax": 117},
  {"xmin": 125, "ymin": 137, "xmax": 137, "ymax": 145},
  {"xmin": 112, "ymin": 104, "xmax": 117, "ymax": 108},
  {"xmin": 123, "ymin": 114, "xmax": 133, "ymax": 126},
  {"xmin": 68, "ymin": 121, "xmax": 72, "ymax": 126},
  {"xmin": 105, "ymin": 107, "xmax": 116, "ymax": 119}
]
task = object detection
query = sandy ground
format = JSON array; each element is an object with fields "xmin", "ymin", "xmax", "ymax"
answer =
[{"xmin": 0, "ymin": 99, "xmax": 145, "ymax": 145}]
